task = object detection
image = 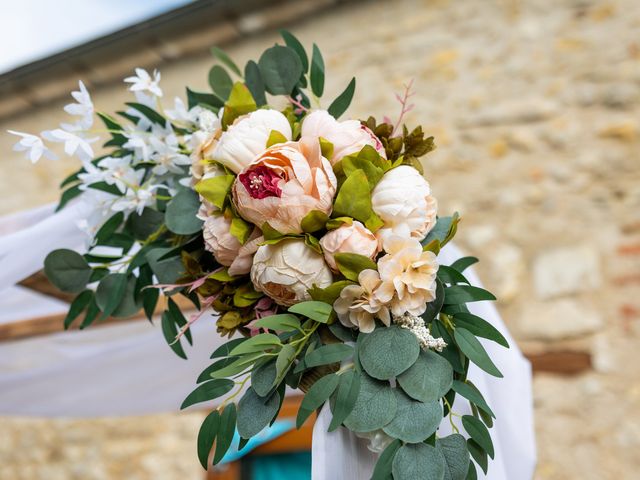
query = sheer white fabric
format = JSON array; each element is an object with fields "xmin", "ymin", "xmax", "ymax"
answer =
[{"xmin": 311, "ymin": 243, "xmax": 536, "ymax": 480}]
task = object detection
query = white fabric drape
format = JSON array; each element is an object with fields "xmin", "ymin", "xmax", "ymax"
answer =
[{"xmin": 311, "ymin": 243, "xmax": 537, "ymax": 480}]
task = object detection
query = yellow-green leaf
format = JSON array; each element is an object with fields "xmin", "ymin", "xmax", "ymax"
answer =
[
  {"xmin": 222, "ymin": 82, "xmax": 257, "ymax": 129},
  {"xmin": 266, "ymin": 129, "xmax": 288, "ymax": 148},
  {"xmin": 195, "ymin": 175, "xmax": 235, "ymax": 209},
  {"xmin": 334, "ymin": 253, "xmax": 377, "ymax": 282},
  {"xmin": 301, "ymin": 210, "xmax": 329, "ymax": 233}
]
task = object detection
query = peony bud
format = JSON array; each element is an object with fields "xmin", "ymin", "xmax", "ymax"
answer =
[{"xmin": 319, "ymin": 221, "xmax": 379, "ymax": 271}]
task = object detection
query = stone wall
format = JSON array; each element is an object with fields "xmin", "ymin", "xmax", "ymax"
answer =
[{"xmin": 2, "ymin": 0, "xmax": 640, "ymax": 478}]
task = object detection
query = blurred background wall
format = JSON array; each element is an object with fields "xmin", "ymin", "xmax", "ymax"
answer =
[{"xmin": 1, "ymin": 0, "xmax": 640, "ymax": 478}]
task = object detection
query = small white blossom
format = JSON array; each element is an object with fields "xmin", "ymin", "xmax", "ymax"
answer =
[
  {"xmin": 63, "ymin": 81, "xmax": 94, "ymax": 130},
  {"xmin": 394, "ymin": 313, "xmax": 447, "ymax": 352},
  {"xmin": 165, "ymin": 97, "xmax": 194, "ymax": 124},
  {"xmin": 77, "ymin": 161, "xmax": 106, "ymax": 190},
  {"xmin": 7, "ymin": 130, "xmax": 57, "ymax": 163},
  {"xmin": 97, "ymin": 155, "xmax": 138, "ymax": 193},
  {"xmin": 124, "ymin": 68, "xmax": 162, "ymax": 98},
  {"xmin": 149, "ymin": 133, "xmax": 191, "ymax": 175},
  {"xmin": 110, "ymin": 170, "xmax": 158, "ymax": 215},
  {"xmin": 41, "ymin": 129, "xmax": 98, "ymax": 162},
  {"xmin": 197, "ymin": 108, "xmax": 221, "ymax": 133}
]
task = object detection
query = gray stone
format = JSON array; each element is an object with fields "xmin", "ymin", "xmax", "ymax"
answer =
[
  {"xmin": 533, "ymin": 245, "xmax": 601, "ymax": 299},
  {"xmin": 457, "ymin": 100, "xmax": 559, "ymax": 128},
  {"xmin": 515, "ymin": 299, "xmax": 603, "ymax": 341}
]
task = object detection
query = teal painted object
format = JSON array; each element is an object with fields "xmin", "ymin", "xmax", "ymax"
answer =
[
  {"xmin": 220, "ymin": 419, "xmax": 296, "ymax": 464},
  {"xmin": 248, "ymin": 452, "xmax": 312, "ymax": 480}
]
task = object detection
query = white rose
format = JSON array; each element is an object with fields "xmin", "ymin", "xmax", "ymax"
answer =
[
  {"xmin": 371, "ymin": 165, "xmax": 437, "ymax": 243},
  {"xmin": 319, "ymin": 221, "xmax": 379, "ymax": 271},
  {"xmin": 212, "ymin": 109, "xmax": 292, "ymax": 173},
  {"xmin": 250, "ymin": 239, "xmax": 333, "ymax": 306},
  {"xmin": 301, "ymin": 110, "xmax": 386, "ymax": 165}
]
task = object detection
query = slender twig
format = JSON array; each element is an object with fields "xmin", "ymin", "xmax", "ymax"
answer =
[
  {"xmin": 286, "ymin": 94, "xmax": 310, "ymax": 114},
  {"xmin": 391, "ymin": 79, "xmax": 416, "ymax": 137}
]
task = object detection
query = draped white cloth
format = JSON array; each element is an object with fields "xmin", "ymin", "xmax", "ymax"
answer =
[{"xmin": 0, "ymin": 203, "xmax": 536, "ymax": 478}]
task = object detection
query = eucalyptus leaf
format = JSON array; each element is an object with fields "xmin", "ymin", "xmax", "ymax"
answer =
[
  {"xmin": 181, "ymin": 379, "xmax": 234, "ymax": 410},
  {"xmin": 392, "ymin": 443, "xmax": 446, "ymax": 480},
  {"xmin": 450, "ymin": 256, "xmax": 479, "ymax": 273},
  {"xmin": 252, "ymin": 360, "xmax": 278, "ymax": 397},
  {"xmin": 296, "ymin": 373, "xmax": 340, "ymax": 428},
  {"xmin": 279, "ymin": 30, "xmax": 309, "ymax": 72},
  {"xmin": 288, "ymin": 301, "xmax": 332, "ymax": 323},
  {"xmin": 244, "ymin": 60, "xmax": 266, "ymax": 107},
  {"xmin": 258, "ymin": 45, "xmax": 303, "ymax": 95},
  {"xmin": 437, "ymin": 434, "xmax": 470, "ymax": 480},
  {"xmin": 63, "ymin": 290, "xmax": 93, "ymax": 329},
  {"xmin": 438, "ymin": 265, "xmax": 470, "ymax": 285},
  {"xmin": 44, "ymin": 249, "xmax": 92, "ymax": 293},
  {"xmin": 422, "ymin": 278, "xmax": 445, "ymax": 323},
  {"xmin": 328, "ymin": 77, "xmax": 356, "ymax": 119},
  {"xmin": 462, "ymin": 415, "xmax": 494, "ymax": 459},
  {"xmin": 165, "ymin": 189, "xmax": 203, "ymax": 235},
  {"xmin": 359, "ymin": 326, "xmax": 419, "ymax": 380},
  {"xmin": 197, "ymin": 410, "xmax": 220, "ymax": 469},
  {"xmin": 444, "ymin": 286, "xmax": 496, "ymax": 305},
  {"xmin": 383, "ymin": 389, "xmax": 442, "ymax": 443},
  {"xmin": 397, "ymin": 349, "xmax": 453, "ymax": 402},
  {"xmin": 275, "ymin": 344, "xmax": 296, "ymax": 384},
  {"xmin": 310, "ymin": 44, "xmax": 325, "ymax": 97},
  {"xmin": 208, "ymin": 65, "xmax": 233, "ymax": 100},
  {"xmin": 452, "ymin": 313, "xmax": 509, "ymax": 348},
  {"xmin": 161, "ymin": 311, "xmax": 186, "ymax": 359},
  {"xmin": 371, "ymin": 439, "xmax": 401, "ymax": 480},
  {"xmin": 343, "ymin": 374, "xmax": 397, "ymax": 432},
  {"xmin": 454, "ymin": 328, "xmax": 503, "ymax": 378},
  {"xmin": 197, "ymin": 357, "xmax": 237, "ymax": 383},
  {"xmin": 467, "ymin": 439, "xmax": 488, "ymax": 474},
  {"xmin": 253, "ymin": 314, "xmax": 301, "ymax": 332},
  {"xmin": 213, "ymin": 403, "xmax": 237, "ymax": 464},
  {"xmin": 305, "ymin": 343, "xmax": 353, "ymax": 368},
  {"xmin": 211, "ymin": 46, "xmax": 242, "ymax": 76},
  {"xmin": 230, "ymin": 333, "xmax": 281, "ymax": 355},
  {"xmin": 328, "ymin": 369, "xmax": 360, "ymax": 431},
  {"xmin": 211, "ymin": 338, "xmax": 247, "ymax": 358},
  {"xmin": 451, "ymin": 380, "xmax": 495, "ymax": 418},
  {"xmin": 237, "ymin": 388, "xmax": 281, "ymax": 438}
]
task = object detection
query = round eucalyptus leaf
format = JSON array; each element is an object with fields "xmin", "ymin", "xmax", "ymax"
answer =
[
  {"xmin": 437, "ymin": 434, "xmax": 470, "ymax": 480},
  {"xmin": 96, "ymin": 274, "xmax": 141, "ymax": 318},
  {"xmin": 237, "ymin": 388, "xmax": 280, "ymax": 439},
  {"xmin": 44, "ymin": 249, "xmax": 92, "ymax": 293},
  {"xmin": 392, "ymin": 443, "xmax": 446, "ymax": 480},
  {"xmin": 258, "ymin": 45, "xmax": 303, "ymax": 95},
  {"xmin": 359, "ymin": 326, "xmax": 420, "ymax": 380},
  {"xmin": 251, "ymin": 360, "xmax": 277, "ymax": 397},
  {"xmin": 397, "ymin": 349, "xmax": 453, "ymax": 402},
  {"xmin": 383, "ymin": 389, "xmax": 442, "ymax": 443},
  {"xmin": 343, "ymin": 374, "xmax": 396, "ymax": 432},
  {"xmin": 165, "ymin": 189, "xmax": 203, "ymax": 235}
]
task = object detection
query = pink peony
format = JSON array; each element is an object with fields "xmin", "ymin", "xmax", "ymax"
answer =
[{"xmin": 319, "ymin": 221, "xmax": 379, "ymax": 271}]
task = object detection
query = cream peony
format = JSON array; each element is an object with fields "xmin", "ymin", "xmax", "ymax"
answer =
[
  {"xmin": 250, "ymin": 239, "xmax": 333, "ymax": 306},
  {"xmin": 212, "ymin": 109, "xmax": 292, "ymax": 173},
  {"xmin": 203, "ymin": 214, "xmax": 261, "ymax": 275},
  {"xmin": 300, "ymin": 110, "xmax": 386, "ymax": 165},
  {"xmin": 374, "ymin": 236, "xmax": 439, "ymax": 317},
  {"xmin": 371, "ymin": 165, "xmax": 437, "ymax": 243},
  {"xmin": 228, "ymin": 232, "xmax": 263, "ymax": 276},
  {"xmin": 319, "ymin": 221, "xmax": 379, "ymax": 271},
  {"xmin": 333, "ymin": 269, "xmax": 390, "ymax": 333},
  {"xmin": 232, "ymin": 137, "xmax": 337, "ymax": 234}
]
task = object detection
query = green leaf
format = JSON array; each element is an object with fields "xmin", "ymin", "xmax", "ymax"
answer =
[
  {"xmin": 253, "ymin": 314, "xmax": 301, "ymax": 332},
  {"xmin": 147, "ymin": 248, "xmax": 183, "ymax": 284},
  {"xmin": 129, "ymin": 208, "xmax": 164, "ymax": 240},
  {"xmin": 181, "ymin": 379, "xmax": 234, "ymax": 410},
  {"xmin": 328, "ymin": 322, "xmax": 357, "ymax": 343},
  {"xmin": 94, "ymin": 212, "xmax": 124, "ymax": 245},
  {"xmin": 258, "ymin": 45, "xmax": 303, "ymax": 95},
  {"xmin": 305, "ymin": 343, "xmax": 353, "ymax": 368},
  {"xmin": 383, "ymin": 389, "xmax": 442, "ymax": 443},
  {"xmin": 328, "ymin": 370, "xmax": 361, "ymax": 431},
  {"xmin": 392, "ymin": 443, "xmax": 446, "ymax": 480},
  {"xmin": 211, "ymin": 338, "xmax": 247, "ymax": 358},
  {"xmin": 466, "ymin": 460, "xmax": 478, "ymax": 480},
  {"xmin": 467, "ymin": 439, "xmax": 488, "ymax": 474},
  {"xmin": 279, "ymin": 30, "xmax": 309, "ymax": 72},
  {"xmin": 450, "ymin": 256, "xmax": 479, "ymax": 273},
  {"xmin": 244, "ymin": 60, "xmax": 266, "ymax": 107},
  {"xmin": 397, "ymin": 349, "xmax": 453, "ymax": 402},
  {"xmin": 300, "ymin": 209, "xmax": 329, "ymax": 233},
  {"xmin": 438, "ymin": 266, "xmax": 470, "ymax": 285},
  {"xmin": 462, "ymin": 415, "xmax": 494, "ymax": 459},
  {"xmin": 124, "ymin": 102, "xmax": 166, "ymax": 125},
  {"xmin": 443, "ymin": 285, "xmax": 496, "ymax": 304},
  {"xmin": 197, "ymin": 357, "xmax": 237, "ymax": 383},
  {"xmin": 328, "ymin": 77, "xmax": 356, "ymax": 119},
  {"xmin": 371, "ymin": 439, "xmax": 401, "ymax": 480},
  {"xmin": 288, "ymin": 301, "xmax": 332, "ymax": 323},
  {"xmin": 229, "ymin": 216, "xmax": 252, "ymax": 244},
  {"xmin": 95, "ymin": 273, "xmax": 127, "ymax": 318},
  {"xmin": 359, "ymin": 325, "xmax": 420, "ymax": 380},
  {"xmin": 80, "ymin": 298, "xmax": 100, "ymax": 329},
  {"xmin": 165, "ymin": 189, "xmax": 203, "ymax": 235},
  {"xmin": 44, "ymin": 249, "xmax": 92, "ymax": 293},
  {"xmin": 422, "ymin": 278, "xmax": 445, "ymax": 323},
  {"xmin": 56, "ymin": 184, "xmax": 82, "ymax": 211},
  {"xmin": 63, "ymin": 290, "xmax": 93, "ymax": 329},
  {"xmin": 343, "ymin": 374, "xmax": 397, "ymax": 432},
  {"xmin": 161, "ymin": 311, "xmax": 186, "ymax": 359},
  {"xmin": 452, "ymin": 312, "xmax": 509, "ymax": 348},
  {"xmin": 237, "ymin": 388, "xmax": 281, "ymax": 438},
  {"xmin": 197, "ymin": 410, "xmax": 220, "ymax": 469},
  {"xmin": 296, "ymin": 373, "xmax": 340, "ymax": 428},
  {"xmin": 230, "ymin": 333, "xmax": 281, "ymax": 355},
  {"xmin": 211, "ymin": 46, "xmax": 242, "ymax": 76},
  {"xmin": 187, "ymin": 87, "xmax": 223, "ymax": 110},
  {"xmin": 332, "ymin": 169, "xmax": 382, "ymax": 231},
  {"xmin": 266, "ymin": 129, "xmax": 288, "ymax": 148},
  {"xmin": 334, "ymin": 252, "xmax": 377, "ymax": 282},
  {"xmin": 222, "ymin": 82, "xmax": 257, "ymax": 128},
  {"xmin": 422, "ymin": 213, "xmax": 460, "ymax": 248},
  {"xmin": 308, "ymin": 280, "xmax": 354, "ymax": 305},
  {"xmin": 437, "ymin": 434, "xmax": 471, "ymax": 480},
  {"xmin": 430, "ymin": 321, "xmax": 464, "ymax": 374},
  {"xmin": 454, "ymin": 328, "xmax": 503, "ymax": 377},
  {"xmin": 310, "ymin": 44, "xmax": 325, "ymax": 97},
  {"xmin": 451, "ymin": 380, "xmax": 495, "ymax": 418},
  {"xmin": 275, "ymin": 343, "xmax": 296, "ymax": 384},
  {"xmin": 209, "ymin": 352, "xmax": 264, "ymax": 378},
  {"xmin": 213, "ymin": 403, "xmax": 237, "ymax": 464},
  {"xmin": 209, "ymin": 65, "xmax": 233, "ymax": 100},
  {"xmin": 195, "ymin": 175, "xmax": 235, "ymax": 209},
  {"xmin": 233, "ymin": 283, "xmax": 263, "ymax": 308},
  {"xmin": 252, "ymin": 360, "xmax": 278, "ymax": 397}
]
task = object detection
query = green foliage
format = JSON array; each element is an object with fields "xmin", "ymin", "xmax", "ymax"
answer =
[
  {"xmin": 305, "ymin": 343, "xmax": 353, "ymax": 368},
  {"xmin": 422, "ymin": 213, "xmax": 460, "ymax": 251},
  {"xmin": 334, "ymin": 252, "xmax": 377, "ymax": 282},
  {"xmin": 253, "ymin": 314, "xmax": 301, "ymax": 332},
  {"xmin": 300, "ymin": 209, "xmax": 329, "ymax": 233},
  {"xmin": 230, "ymin": 333, "xmax": 281, "ymax": 355},
  {"xmin": 310, "ymin": 44, "xmax": 325, "ymax": 97},
  {"xmin": 422, "ymin": 278, "xmax": 445, "ymax": 323},
  {"xmin": 328, "ymin": 369, "xmax": 360, "ymax": 431},
  {"xmin": 222, "ymin": 82, "xmax": 257, "ymax": 128},
  {"xmin": 165, "ymin": 189, "xmax": 203, "ymax": 235},
  {"xmin": 208, "ymin": 65, "xmax": 233, "ymax": 100},
  {"xmin": 181, "ymin": 379, "xmax": 234, "ymax": 410},
  {"xmin": 332, "ymin": 168, "xmax": 383, "ymax": 232},
  {"xmin": 244, "ymin": 60, "xmax": 266, "ymax": 107},
  {"xmin": 383, "ymin": 389, "xmax": 442, "ymax": 443},
  {"xmin": 462, "ymin": 415, "xmax": 494, "ymax": 459},
  {"xmin": 95, "ymin": 273, "xmax": 134, "ymax": 318},
  {"xmin": 444, "ymin": 285, "xmax": 496, "ymax": 304},
  {"xmin": 397, "ymin": 349, "xmax": 453, "ymax": 402},
  {"xmin": 258, "ymin": 45, "xmax": 303, "ymax": 95},
  {"xmin": 450, "ymin": 256, "xmax": 479, "ymax": 272},
  {"xmin": 451, "ymin": 380, "xmax": 495, "ymax": 419},
  {"xmin": 438, "ymin": 265, "xmax": 470, "ymax": 285},
  {"xmin": 437, "ymin": 434, "xmax": 471, "ymax": 480},
  {"xmin": 454, "ymin": 328, "xmax": 503, "ymax": 377},
  {"xmin": 161, "ymin": 310, "xmax": 187, "ymax": 359},
  {"xmin": 44, "ymin": 249, "xmax": 92, "ymax": 294},
  {"xmin": 452, "ymin": 312, "xmax": 509, "ymax": 348},
  {"xmin": 187, "ymin": 87, "xmax": 223, "ymax": 110},
  {"xmin": 124, "ymin": 102, "xmax": 166, "ymax": 125},
  {"xmin": 359, "ymin": 325, "xmax": 420, "ymax": 380},
  {"xmin": 237, "ymin": 388, "xmax": 281, "ymax": 438},
  {"xmin": 63, "ymin": 290, "xmax": 93, "ymax": 329},
  {"xmin": 343, "ymin": 374, "xmax": 397, "ymax": 432},
  {"xmin": 371, "ymin": 439, "xmax": 401, "ymax": 480},
  {"xmin": 280, "ymin": 30, "xmax": 309, "ymax": 72},
  {"xmin": 213, "ymin": 403, "xmax": 237, "ymax": 464},
  {"xmin": 296, "ymin": 373, "xmax": 340, "ymax": 428},
  {"xmin": 288, "ymin": 300, "xmax": 332, "ymax": 323},
  {"xmin": 252, "ymin": 360, "xmax": 278, "ymax": 397},
  {"xmin": 211, "ymin": 338, "xmax": 246, "ymax": 359},
  {"xmin": 147, "ymin": 248, "xmax": 183, "ymax": 284},
  {"xmin": 308, "ymin": 280, "xmax": 355, "ymax": 305},
  {"xmin": 211, "ymin": 46, "xmax": 242, "ymax": 76},
  {"xmin": 195, "ymin": 175, "xmax": 234, "ymax": 210},
  {"xmin": 197, "ymin": 410, "xmax": 220, "ymax": 469},
  {"xmin": 392, "ymin": 443, "xmax": 446, "ymax": 480},
  {"xmin": 328, "ymin": 77, "xmax": 356, "ymax": 119},
  {"xmin": 129, "ymin": 208, "xmax": 164, "ymax": 240},
  {"xmin": 467, "ymin": 439, "xmax": 488, "ymax": 474}
]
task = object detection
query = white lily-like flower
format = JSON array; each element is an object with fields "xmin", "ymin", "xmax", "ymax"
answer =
[
  {"xmin": 110, "ymin": 170, "xmax": 159, "ymax": 215},
  {"xmin": 63, "ymin": 80, "xmax": 94, "ymax": 130},
  {"xmin": 7, "ymin": 130, "xmax": 57, "ymax": 163},
  {"xmin": 149, "ymin": 134, "xmax": 191, "ymax": 176},
  {"xmin": 41, "ymin": 128, "xmax": 97, "ymax": 162},
  {"xmin": 124, "ymin": 68, "xmax": 162, "ymax": 98},
  {"xmin": 98, "ymin": 155, "xmax": 138, "ymax": 193},
  {"xmin": 77, "ymin": 161, "xmax": 106, "ymax": 190}
]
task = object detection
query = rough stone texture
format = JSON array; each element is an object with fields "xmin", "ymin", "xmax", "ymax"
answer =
[
  {"xmin": 516, "ymin": 299, "xmax": 603, "ymax": 341},
  {"xmin": 1, "ymin": 0, "xmax": 640, "ymax": 478},
  {"xmin": 533, "ymin": 245, "xmax": 602, "ymax": 299}
]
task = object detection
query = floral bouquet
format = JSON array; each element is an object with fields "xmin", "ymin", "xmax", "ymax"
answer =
[{"xmin": 11, "ymin": 32, "xmax": 509, "ymax": 479}]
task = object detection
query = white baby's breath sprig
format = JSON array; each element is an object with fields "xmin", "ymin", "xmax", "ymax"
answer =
[{"xmin": 394, "ymin": 312, "xmax": 447, "ymax": 352}]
